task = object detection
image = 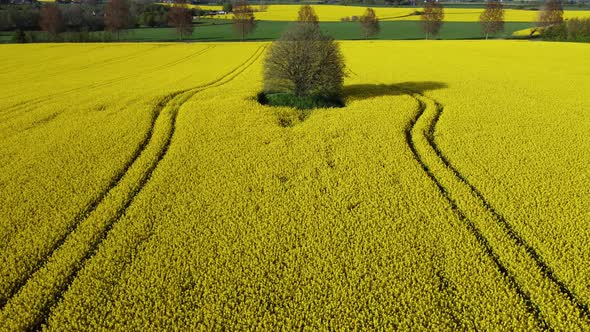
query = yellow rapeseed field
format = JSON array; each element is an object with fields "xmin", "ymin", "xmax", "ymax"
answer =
[
  {"xmin": 198, "ymin": 4, "xmax": 590, "ymax": 22},
  {"xmin": 0, "ymin": 40, "xmax": 589, "ymax": 331},
  {"xmin": 511, "ymin": 27, "xmax": 542, "ymax": 37}
]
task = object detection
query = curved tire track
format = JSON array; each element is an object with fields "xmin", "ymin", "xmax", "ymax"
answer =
[
  {"xmin": 426, "ymin": 98, "xmax": 590, "ymax": 323},
  {"xmin": 402, "ymin": 87, "xmax": 590, "ymax": 330},
  {"xmin": 0, "ymin": 45, "xmax": 266, "ymax": 332},
  {"xmin": 402, "ymin": 90, "xmax": 550, "ymax": 331},
  {"xmin": 0, "ymin": 93, "xmax": 168, "ymax": 307}
]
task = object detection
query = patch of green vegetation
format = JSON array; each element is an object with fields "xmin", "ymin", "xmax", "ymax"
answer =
[
  {"xmin": 0, "ymin": 20, "xmax": 533, "ymax": 43},
  {"xmin": 0, "ymin": 31, "xmax": 12, "ymax": 43},
  {"xmin": 258, "ymin": 92, "xmax": 344, "ymax": 110}
]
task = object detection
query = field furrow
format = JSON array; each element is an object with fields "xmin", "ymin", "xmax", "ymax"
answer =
[
  {"xmin": 403, "ymin": 89, "xmax": 549, "ymax": 330},
  {"xmin": 0, "ymin": 45, "xmax": 265, "ymax": 332},
  {"xmin": 428, "ymin": 100, "xmax": 590, "ymax": 322},
  {"xmin": 407, "ymin": 90, "xmax": 590, "ymax": 330}
]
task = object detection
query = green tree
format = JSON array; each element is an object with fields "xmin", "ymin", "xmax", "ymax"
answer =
[
  {"xmin": 222, "ymin": 2, "xmax": 233, "ymax": 13},
  {"xmin": 359, "ymin": 7, "xmax": 380, "ymax": 39},
  {"xmin": 105, "ymin": 0, "xmax": 130, "ymax": 40},
  {"xmin": 297, "ymin": 5, "xmax": 318, "ymax": 24},
  {"xmin": 140, "ymin": 4, "xmax": 168, "ymax": 27},
  {"xmin": 168, "ymin": 0, "xmax": 193, "ymax": 40},
  {"xmin": 264, "ymin": 23, "xmax": 346, "ymax": 99},
  {"xmin": 40, "ymin": 3, "xmax": 65, "ymax": 37},
  {"xmin": 539, "ymin": 0, "xmax": 563, "ymax": 28},
  {"xmin": 421, "ymin": 0, "xmax": 444, "ymax": 40},
  {"xmin": 232, "ymin": 0, "xmax": 256, "ymax": 41},
  {"xmin": 480, "ymin": 0, "xmax": 504, "ymax": 39}
]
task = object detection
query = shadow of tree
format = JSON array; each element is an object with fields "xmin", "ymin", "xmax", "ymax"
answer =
[{"xmin": 343, "ymin": 81, "xmax": 448, "ymax": 103}]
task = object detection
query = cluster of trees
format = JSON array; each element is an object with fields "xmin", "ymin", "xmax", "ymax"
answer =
[
  {"xmin": 338, "ymin": 7, "xmax": 381, "ymax": 38},
  {"xmin": 419, "ymin": 0, "xmax": 571, "ymax": 40},
  {"xmin": 541, "ymin": 16, "xmax": 590, "ymax": 41},
  {"xmin": 0, "ymin": 5, "xmax": 40, "ymax": 31},
  {"xmin": 260, "ymin": 0, "xmax": 577, "ymax": 42},
  {"xmin": 414, "ymin": 0, "xmax": 502, "ymax": 39},
  {"xmin": 533, "ymin": 0, "xmax": 590, "ymax": 41},
  {"xmin": 0, "ymin": 3, "xmax": 94, "ymax": 42},
  {"xmin": 2, "ymin": 0, "xmax": 263, "ymax": 42},
  {"xmin": 1, "ymin": 0, "xmax": 198, "ymax": 41},
  {"xmin": 2, "ymin": 0, "xmax": 585, "ymax": 43}
]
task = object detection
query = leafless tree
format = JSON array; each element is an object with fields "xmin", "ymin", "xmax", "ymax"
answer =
[
  {"xmin": 264, "ymin": 23, "xmax": 346, "ymax": 98},
  {"xmin": 539, "ymin": 0, "xmax": 563, "ymax": 28},
  {"xmin": 359, "ymin": 7, "xmax": 379, "ymax": 39},
  {"xmin": 232, "ymin": 0, "xmax": 256, "ymax": 41},
  {"xmin": 40, "ymin": 3, "xmax": 64, "ymax": 37},
  {"xmin": 297, "ymin": 5, "xmax": 318, "ymax": 24},
  {"xmin": 480, "ymin": 0, "xmax": 504, "ymax": 39},
  {"xmin": 168, "ymin": 0, "xmax": 193, "ymax": 40},
  {"xmin": 421, "ymin": 0, "xmax": 444, "ymax": 40},
  {"xmin": 105, "ymin": 0, "xmax": 130, "ymax": 40}
]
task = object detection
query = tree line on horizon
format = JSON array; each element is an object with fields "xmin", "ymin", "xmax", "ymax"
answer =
[{"xmin": 1, "ymin": 0, "xmax": 588, "ymax": 43}]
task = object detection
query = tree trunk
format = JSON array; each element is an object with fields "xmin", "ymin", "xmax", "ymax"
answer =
[{"xmin": 486, "ymin": 32, "xmax": 489, "ymax": 40}]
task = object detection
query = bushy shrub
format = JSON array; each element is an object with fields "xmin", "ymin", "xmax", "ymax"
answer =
[
  {"xmin": 258, "ymin": 92, "xmax": 344, "ymax": 110},
  {"xmin": 566, "ymin": 17, "xmax": 590, "ymax": 41},
  {"xmin": 11, "ymin": 29, "xmax": 35, "ymax": 42},
  {"xmin": 541, "ymin": 18, "xmax": 590, "ymax": 42}
]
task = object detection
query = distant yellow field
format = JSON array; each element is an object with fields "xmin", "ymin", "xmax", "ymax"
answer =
[
  {"xmin": 194, "ymin": 4, "xmax": 590, "ymax": 22},
  {"xmin": 511, "ymin": 27, "xmax": 542, "ymax": 37}
]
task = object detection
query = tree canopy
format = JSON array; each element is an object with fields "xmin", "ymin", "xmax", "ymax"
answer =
[
  {"xmin": 360, "ymin": 8, "xmax": 380, "ymax": 40},
  {"xmin": 232, "ymin": 0, "xmax": 256, "ymax": 41},
  {"xmin": 168, "ymin": 0, "xmax": 193, "ymax": 40},
  {"xmin": 40, "ymin": 3, "xmax": 64, "ymax": 36},
  {"xmin": 480, "ymin": 0, "xmax": 504, "ymax": 39},
  {"xmin": 421, "ymin": 0, "xmax": 444, "ymax": 40},
  {"xmin": 264, "ymin": 23, "xmax": 346, "ymax": 99},
  {"xmin": 297, "ymin": 5, "xmax": 318, "ymax": 25},
  {"xmin": 105, "ymin": 0, "xmax": 130, "ymax": 40},
  {"xmin": 539, "ymin": 0, "xmax": 564, "ymax": 28}
]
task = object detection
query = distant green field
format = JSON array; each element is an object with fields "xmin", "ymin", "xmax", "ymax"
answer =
[
  {"xmin": 0, "ymin": 18, "xmax": 533, "ymax": 43},
  {"xmin": 101, "ymin": 21, "xmax": 533, "ymax": 42},
  {"xmin": 0, "ymin": 32, "xmax": 11, "ymax": 43}
]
